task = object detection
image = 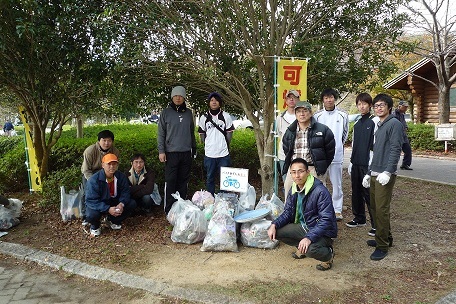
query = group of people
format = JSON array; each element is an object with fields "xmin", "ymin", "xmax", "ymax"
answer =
[
  {"xmin": 270, "ymin": 89, "xmax": 410, "ymax": 270},
  {"xmin": 80, "ymin": 129, "xmax": 158, "ymax": 236},
  {"xmin": 81, "ymin": 86, "xmax": 235, "ymax": 236},
  {"xmin": 80, "ymin": 84, "xmax": 411, "ymax": 269}
]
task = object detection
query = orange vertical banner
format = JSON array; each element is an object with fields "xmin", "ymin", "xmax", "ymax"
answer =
[{"xmin": 276, "ymin": 59, "xmax": 308, "ymax": 111}]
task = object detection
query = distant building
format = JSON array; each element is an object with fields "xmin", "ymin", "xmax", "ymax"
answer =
[{"xmin": 384, "ymin": 57, "xmax": 456, "ymax": 123}]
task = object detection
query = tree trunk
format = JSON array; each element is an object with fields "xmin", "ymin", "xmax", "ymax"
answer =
[
  {"xmin": 76, "ymin": 115, "xmax": 84, "ymax": 138},
  {"xmin": 255, "ymin": 126, "xmax": 275, "ymax": 196},
  {"xmin": 438, "ymin": 85, "xmax": 450, "ymax": 124}
]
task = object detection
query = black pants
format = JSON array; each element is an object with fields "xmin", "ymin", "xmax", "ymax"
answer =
[
  {"xmin": 164, "ymin": 151, "xmax": 192, "ymax": 214},
  {"xmin": 351, "ymin": 164, "xmax": 374, "ymax": 228}
]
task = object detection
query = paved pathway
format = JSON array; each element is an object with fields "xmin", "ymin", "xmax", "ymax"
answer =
[{"xmin": 343, "ymin": 148, "xmax": 456, "ymax": 185}]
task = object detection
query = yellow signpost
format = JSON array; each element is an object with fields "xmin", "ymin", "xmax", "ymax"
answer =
[{"xmin": 18, "ymin": 106, "xmax": 42, "ymax": 192}]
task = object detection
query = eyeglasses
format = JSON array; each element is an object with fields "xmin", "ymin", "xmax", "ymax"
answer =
[
  {"xmin": 290, "ymin": 169, "xmax": 308, "ymax": 175},
  {"xmin": 373, "ymin": 103, "xmax": 387, "ymax": 109}
]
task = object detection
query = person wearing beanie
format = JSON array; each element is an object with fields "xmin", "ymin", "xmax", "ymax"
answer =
[
  {"xmin": 314, "ymin": 88, "xmax": 349, "ymax": 221},
  {"xmin": 158, "ymin": 85, "xmax": 197, "ymax": 215},
  {"xmin": 197, "ymin": 92, "xmax": 235, "ymax": 195},
  {"xmin": 81, "ymin": 129, "xmax": 120, "ymax": 226}
]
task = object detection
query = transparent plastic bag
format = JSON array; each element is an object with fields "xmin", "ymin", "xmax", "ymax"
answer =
[
  {"xmin": 214, "ymin": 192, "xmax": 239, "ymax": 217},
  {"xmin": 171, "ymin": 204, "xmax": 207, "ymax": 244},
  {"xmin": 240, "ymin": 219, "xmax": 279, "ymax": 249},
  {"xmin": 255, "ymin": 193, "xmax": 284, "ymax": 220},
  {"xmin": 151, "ymin": 183, "xmax": 162, "ymax": 206},
  {"xmin": 0, "ymin": 204, "xmax": 20, "ymax": 230},
  {"xmin": 200, "ymin": 205, "xmax": 238, "ymax": 252},
  {"xmin": 191, "ymin": 190, "xmax": 214, "ymax": 210},
  {"xmin": 60, "ymin": 186, "xmax": 83, "ymax": 222},
  {"xmin": 166, "ymin": 192, "xmax": 194, "ymax": 226},
  {"xmin": 238, "ymin": 184, "xmax": 256, "ymax": 214}
]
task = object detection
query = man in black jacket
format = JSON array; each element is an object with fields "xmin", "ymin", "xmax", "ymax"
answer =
[{"xmin": 282, "ymin": 101, "xmax": 335, "ymax": 200}]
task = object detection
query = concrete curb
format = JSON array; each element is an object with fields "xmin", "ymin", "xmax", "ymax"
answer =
[{"xmin": 0, "ymin": 241, "xmax": 252, "ymax": 304}]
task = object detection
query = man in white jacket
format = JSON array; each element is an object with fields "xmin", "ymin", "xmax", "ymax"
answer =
[{"xmin": 314, "ymin": 88, "xmax": 349, "ymax": 220}]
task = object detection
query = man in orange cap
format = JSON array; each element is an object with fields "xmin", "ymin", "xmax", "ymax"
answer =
[{"xmin": 85, "ymin": 153, "xmax": 136, "ymax": 236}]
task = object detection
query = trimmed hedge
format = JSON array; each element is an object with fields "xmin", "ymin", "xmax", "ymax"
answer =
[
  {"xmin": 0, "ymin": 124, "xmax": 260, "ymax": 206},
  {"xmin": 1, "ymin": 122, "xmax": 453, "ymax": 206}
]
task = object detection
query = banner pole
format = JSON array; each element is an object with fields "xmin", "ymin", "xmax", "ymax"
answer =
[{"xmin": 273, "ymin": 55, "xmax": 279, "ymax": 195}]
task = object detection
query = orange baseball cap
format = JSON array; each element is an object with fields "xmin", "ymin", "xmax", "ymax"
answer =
[{"xmin": 102, "ymin": 153, "xmax": 118, "ymax": 163}]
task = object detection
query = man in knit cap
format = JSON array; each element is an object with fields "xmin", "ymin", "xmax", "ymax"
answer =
[
  {"xmin": 198, "ymin": 92, "xmax": 235, "ymax": 195},
  {"xmin": 158, "ymin": 85, "xmax": 197, "ymax": 215}
]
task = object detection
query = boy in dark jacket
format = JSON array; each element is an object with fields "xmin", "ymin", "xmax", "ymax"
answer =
[
  {"xmin": 125, "ymin": 153, "xmax": 156, "ymax": 213},
  {"xmin": 268, "ymin": 158, "xmax": 337, "ymax": 271}
]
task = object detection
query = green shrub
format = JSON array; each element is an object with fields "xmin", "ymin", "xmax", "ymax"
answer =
[
  {"xmin": 407, "ymin": 123, "xmax": 453, "ymax": 151},
  {"xmin": 40, "ymin": 164, "xmax": 81, "ymax": 207},
  {"xmin": 0, "ymin": 139, "xmax": 28, "ymax": 193}
]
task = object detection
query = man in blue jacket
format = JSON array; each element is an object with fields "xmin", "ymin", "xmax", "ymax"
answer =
[
  {"xmin": 268, "ymin": 158, "xmax": 337, "ymax": 271},
  {"xmin": 85, "ymin": 153, "xmax": 136, "ymax": 237}
]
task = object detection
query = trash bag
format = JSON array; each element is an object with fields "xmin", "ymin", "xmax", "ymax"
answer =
[
  {"xmin": 240, "ymin": 219, "xmax": 279, "ymax": 249},
  {"xmin": 171, "ymin": 204, "xmax": 207, "ymax": 244},
  {"xmin": 150, "ymin": 183, "xmax": 162, "ymax": 206},
  {"xmin": 60, "ymin": 186, "xmax": 83, "ymax": 222},
  {"xmin": 214, "ymin": 192, "xmax": 239, "ymax": 218},
  {"xmin": 255, "ymin": 193, "xmax": 284, "ymax": 220},
  {"xmin": 238, "ymin": 184, "xmax": 256, "ymax": 214},
  {"xmin": 200, "ymin": 205, "xmax": 238, "ymax": 252},
  {"xmin": 191, "ymin": 190, "xmax": 214, "ymax": 210},
  {"xmin": 166, "ymin": 192, "xmax": 194, "ymax": 226},
  {"xmin": 0, "ymin": 198, "xmax": 22, "ymax": 230}
]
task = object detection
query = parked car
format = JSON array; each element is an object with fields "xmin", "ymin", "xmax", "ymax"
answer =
[
  {"xmin": 231, "ymin": 115, "xmax": 264, "ymax": 129},
  {"xmin": 348, "ymin": 114, "xmax": 361, "ymax": 122},
  {"xmin": 142, "ymin": 114, "xmax": 159, "ymax": 124}
]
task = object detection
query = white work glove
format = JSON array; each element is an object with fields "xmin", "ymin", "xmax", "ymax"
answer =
[
  {"xmin": 347, "ymin": 163, "xmax": 353, "ymax": 176},
  {"xmin": 362, "ymin": 175, "xmax": 371, "ymax": 188},
  {"xmin": 377, "ymin": 172, "xmax": 391, "ymax": 186}
]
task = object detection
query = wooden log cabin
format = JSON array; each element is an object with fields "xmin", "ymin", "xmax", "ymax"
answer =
[{"xmin": 384, "ymin": 57, "xmax": 456, "ymax": 123}]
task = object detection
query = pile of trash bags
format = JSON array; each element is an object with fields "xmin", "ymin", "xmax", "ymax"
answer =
[
  {"xmin": 0, "ymin": 195, "xmax": 22, "ymax": 230},
  {"xmin": 167, "ymin": 185, "xmax": 284, "ymax": 252}
]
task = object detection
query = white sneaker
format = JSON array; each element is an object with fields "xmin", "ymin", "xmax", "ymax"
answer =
[
  {"xmin": 107, "ymin": 220, "xmax": 121, "ymax": 230},
  {"xmin": 81, "ymin": 219, "xmax": 89, "ymax": 227},
  {"xmin": 90, "ymin": 227, "xmax": 101, "ymax": 236},
  {"xmin": 335, "ymin": 212, "xmax": 343, "ymax": 221}
]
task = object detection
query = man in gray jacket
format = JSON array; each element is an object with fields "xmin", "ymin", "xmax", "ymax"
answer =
[
  {"xmin": 158, "ymin": 85, "xmax": 196, "ymax": 214},
  {"xmin": 362, "ymin": 93, "xmax": 403, "ymax": 261}
]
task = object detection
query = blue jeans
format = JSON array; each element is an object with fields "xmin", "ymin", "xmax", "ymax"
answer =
[{"xmin": 204, "ymin": 155, "xmax": 231, "ymax": 196}]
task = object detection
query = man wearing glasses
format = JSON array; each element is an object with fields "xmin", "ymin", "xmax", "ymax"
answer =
[
  {"xmin": 362, "ymin": 94, "xmax": 403, "ymax": 261},
  {"xmin": 267, "ymin": 158, "xmax": 337, "ymax": 271}
]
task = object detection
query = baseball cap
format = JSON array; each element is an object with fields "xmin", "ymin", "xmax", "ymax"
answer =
[
  {"xmin": 287, "ymin": 90, "xmax": 300, "ymax": 98},
  {"xmin": 398, "ymin": 100, "xmax": 409, "ymax": 107},
  {"xmin": 295, "ymin": 101, "xmax": 312, "ymax": 111},
  {"xmin": 102, "ymin": 153, "xmax": 118, "ymax": 163}
]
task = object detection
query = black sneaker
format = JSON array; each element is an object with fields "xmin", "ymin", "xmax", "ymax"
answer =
[
  {"xmin": 366, "ymin": 238, "xmax": 393, "ymax": 247},
  {"xmin": 400, "ymin": 165, "xmax": 413, "ymax": 170},
  {"xmin": 368, "ymin": 228, "xmax": 376, "ymax": 236},
  {"xmin": 346, "ymin": 220, "xmax": 367, "ymax": 228},
  {"xmin": 370, "ymin": 248, "xmax": 388, "ymax": 260}
]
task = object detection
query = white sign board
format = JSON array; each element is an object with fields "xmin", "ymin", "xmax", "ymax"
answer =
[
  {"xmin": 435, "ymin": 124, "xmax": 456, "ymax": 141},
  {"xmin": 220, "ymin": 167, "xmax": 249, "ymax": 193}
]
